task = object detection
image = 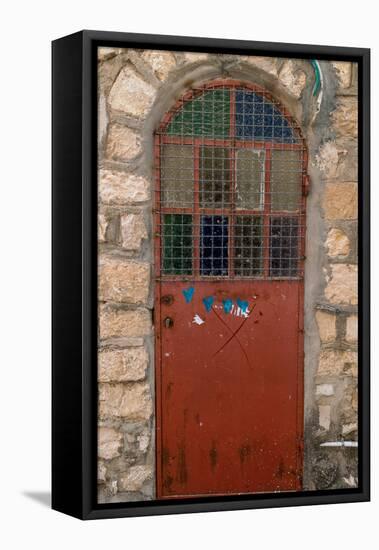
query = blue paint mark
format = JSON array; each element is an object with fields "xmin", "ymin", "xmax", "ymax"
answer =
[
  {"xmin": 202, "ymin": 296, "xmax": 214, "ymax": 312},
  {"xmin": 237, "ymin": 298, "xmax": 249, "ymax": 313},
  {"xmin": 182, "ymin": 286, "xmax": 195, "ymax": 303},
  {"xmin": 222, "ymin": 299, "xmax": 233, "ymax": 314}
]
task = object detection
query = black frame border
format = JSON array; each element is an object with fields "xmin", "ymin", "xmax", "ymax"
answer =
[{"xmin": 52, "ymin": 30, "xmax": 370, "ymax": 520}]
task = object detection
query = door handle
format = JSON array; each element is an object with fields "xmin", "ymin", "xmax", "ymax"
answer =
[{"xmin": 164, "ymin": 317, "xmax": 174, "ymax": 329}]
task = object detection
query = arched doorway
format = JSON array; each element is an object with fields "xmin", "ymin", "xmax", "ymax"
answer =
[{"xmin": 154, "ymin": 80, "xmax": 308, "ymax": 498}]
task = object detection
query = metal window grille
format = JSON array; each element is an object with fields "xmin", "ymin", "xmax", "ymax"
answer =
[{"xmin": 154, "ymin": 81, "xmax": 308, "ymax": 280}]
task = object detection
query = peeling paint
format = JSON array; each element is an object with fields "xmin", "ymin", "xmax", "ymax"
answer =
[{"xmin": 192, "ymin": 314, "xmax": 205, "ymax": 325}]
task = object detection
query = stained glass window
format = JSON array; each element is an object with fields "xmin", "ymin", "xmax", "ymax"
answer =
[{"xmin": 158, "ymin": 83, "xmax": 305, "ymax": 279}]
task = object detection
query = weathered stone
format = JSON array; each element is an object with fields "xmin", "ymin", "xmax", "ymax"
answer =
[
  {"xmin": 325, "ymin": 264, "xmax": 358, "ymax": 305},
  {"xmin": 332, "ymin": 62, "xmax": 352, "ymax": 89},
  {"xmin": 323, "ymin": 183, "xmax": 357, "ymax": 220},
  {"xmin": 319, "ymin": 405, "xmax": 331, "ymax": 431},
  {"xmin": 313, "ymin": 455, "xmax": 338, "ymax": 489},
  {"xmin": 98, "ymin": 462, "xmax": 107, "ymax": 483},
  {"xmin": 318, "ymin": 349, "xmax": 358, "ymax": 377},
  {"xmin": 99, "ymin": 170, "xmax": 150, "ymax": 205},
  {"xmin": 315, "ymin": 141, "xmax": 339, "ymax": 178},
  {"xmin": 99, "ymin": 347, "xmax": 148, "ymax": 382},
  {"xmin": 335, "ymin": 138, "xmax": 358, "ymax": 181},
  {"xmin": 342, "ymin": 422, "xmax": 357, "ymax": 436},
  {"xmin": 346, "ymin": 314, "xmax": 358, "ymax": 343},
  {"xmin": 98, "ymin": 427, "xmax": 123, "ymax": 459},
  {"xmin": 315, "ymin": 139, "xmax": 357, "ymax": 182},
  {"xmin": 331, "ymin": 97, "xmax": 358, "ymax": 138},
  {"xmin": 352, "ymin": 388, "xmax": 358, "ymax": 411},
  {"xmin": 98, "ymin": 47, "xmax": 122, "ymax": 62},
  {"xmin": 278, "ymin": 60, "xmax": 307, "ymax": 98},
  {"xmin": 120, "ymin": 213, "xmax": 147, "ymax": 250},
  {"xmin": 108, "ymin": 65, "xmax": 156, "ymax": 118},
  {"xmin": 326, "ymin": 228, "xmax": 350, "ymax": 257},
  {"xmin": 98, "ymin": 93, "xmax": 108, "ymax": 150},
  {"xmin": 141, "ymin": 50, "xmax": 176, "ymax": 81},
  {"xmin": 99, "ymin": 257, "xmax": 150, "ymax": 304},
  {"xmin": 119, "ymin": 465, "xmax": 153, "ymax": 492},
  {"xmin": 99, "ymin": 306, "xmax": 151, "ymax": 340},
  {"xmin": 106, "ymin": 124, "xmax": 141, "ymax": 162},
  {"xmin": 241, "ymin": 56, "xmax": 278, "ymax": 77},
  {"xmin": 316, "ymin": 384, "xmax": 335, "ymax": 397},
  {"xmin": 99, "ymin": 382, "xmax": 153, "ymax": 420},
  {"xmin": 98, "ymin": 214, "xmax": 108, "ymax": 243},
  {"xmin": 315, "ymin": 310, "xmax": 336, "ymax": 342},
  {"xmin": 137, "ymin": 429, "xmax": 150, "ymax": 452},
  {"xmin": 183, "ymin": 52, "xmax": 209, "ymax": 63}
]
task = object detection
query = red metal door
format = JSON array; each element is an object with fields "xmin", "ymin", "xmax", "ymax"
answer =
[{"xmin": 154, "ymin": 82, "xmax": 307, "ymax": 498}]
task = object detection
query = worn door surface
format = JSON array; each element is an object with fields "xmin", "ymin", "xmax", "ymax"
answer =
[{"xmin": 154, "ymin": 82, "xmax": 307, "ymax": 498}]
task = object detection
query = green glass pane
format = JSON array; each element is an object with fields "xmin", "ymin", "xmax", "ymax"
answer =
[
  {"xmin": 234, "ymin": 216, "xmax": 263, "ymax": 276},
  {"xmin": 166, "ymin": 89, "xmax": 230, "ymax": 138},
  {"xmin": 163, "ymin": 214, "xmax": 193, "ymax": 275},
  {"xmin": 271, "ymin": 150, "xmax": 302, "ymax": 211}
]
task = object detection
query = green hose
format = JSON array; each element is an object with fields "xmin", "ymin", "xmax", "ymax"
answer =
[{"xmin": 311, "ymin": 60, "xmax": 321, "ymax": 96}]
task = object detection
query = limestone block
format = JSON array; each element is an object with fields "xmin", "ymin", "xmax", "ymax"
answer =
[
  {"xmin": 346, "ymin": 315, "xmax": 358, "ymax": 343},
  {"xmin": 98, "ymin": 47, "xmax": 122, "ymax": 62},
  {"xmin": 99, "ymin": 306, "xmax": 151, "ymax": 340},
  {"xmin": 315, "ymin": 310, "xmax": 336, "ymax": 342},
  {"xmin": 99, "ymin": 348, "xmax": 148, "ymax": 382},
  {"xmin": 316, "ymin": 139, "xmax": 357, "ymax": 182},
  {"xmin": 325, "ymin": 264, "xmax": 358, "ymax": 305},
  {"xmin": 106, "ymin": 124, "xmax": 141, "ymax": 162},
  {"xmin": 98, "ymin": 214, "xmax": 108, "ymax": 243},
  {"xmin": 332, "ymin": 97, "xmax": 358, "ymax": 138},
  {"xmin": 141, "ymin": 50, "xmax": 176, "ymax": 81},
  {"xmin": 342, "ymin": 422, "xmax": 357, "ymax": 436},
  {"xmin": 119, "ymin": 466, "xmax": 153, "ymax": 492},
  {"xmin": 120, "ymin": 213, "xmax": 147, "ymax": 250},
  {"xmin": 183, "ymin": 52, "xmax": 209, "ymax": 63},
  {"xmin": 99, "ymin": 257, "xmax": 150, "ymax": 304},
  {"xmin": 108, "ymin": 65, "xmax": 156, "ymax": 118},
  {"xmin": 98, "ymin": 427, "xmax": 123, "ymax": 459},
  {"xmin": 332, "ymin": 62, "xmax": 352, "ymax": 89},
  {"xmin": 241, "ymin": 56, "xmax": 278, "ymax": 77},
  {"xmin": 318, "ymin": 349, "xmax": 358, "ymax": 377},
  {"xmin": 326, "ymin": 228, "xmax": 350, "ymax": 257},
  {"xmin": 323, "ymin": 183, "xmax": 357, "ymax": 220},
  {"xmin": 99, "ymin": 170, "xmax": 150, "ymax": 205},
  {"xmin": 98, "ymin": 93, "xmax": 108, "ymax": 149},
  {"xmin": 99, "ymin": 382, "xmax": 153, "ymax": 420},
  {"xmin": 315, "ymin": 141, "xmax": 339, "ymax": 178},
  {"xmin": 278, "ymin": 60, "xmax": 307, "ymax": 98}
]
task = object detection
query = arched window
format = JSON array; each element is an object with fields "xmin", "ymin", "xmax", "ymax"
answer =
[{"xmin": 154, "ymin": 81, "xmax": 307, "ymax": 280}]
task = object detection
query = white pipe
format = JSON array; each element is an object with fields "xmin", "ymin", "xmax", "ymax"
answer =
[{"xmin": 320, "ymin": 441, "xmax": 358, "ymax": 448}]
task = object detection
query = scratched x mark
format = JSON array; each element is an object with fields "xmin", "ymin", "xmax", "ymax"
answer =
[{"xmin": 211, "ymin": 304, "xmax": 256, "ymax": 368}]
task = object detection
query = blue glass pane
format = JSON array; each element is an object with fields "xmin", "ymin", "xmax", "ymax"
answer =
[
  {"xmin": 235, "ymin": 90, "xmax": 298, "ymax": 143},
  {"xmin": 200, "ymin": 216, "xmax": 228, "ymax": 276}
]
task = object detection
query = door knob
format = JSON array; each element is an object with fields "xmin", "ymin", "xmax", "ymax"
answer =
[{"xmin": 164, "ymin": 317, "xmax": 174, "ymax": 328}]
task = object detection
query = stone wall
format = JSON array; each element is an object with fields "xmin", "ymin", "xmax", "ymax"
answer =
[
  {"xmin": 97, "ymin": 47, "xmax": 358, "ymax": 502},
  {"xmin": 304, "ymin": 61, "xmax": 358, "ymax": 490}
]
